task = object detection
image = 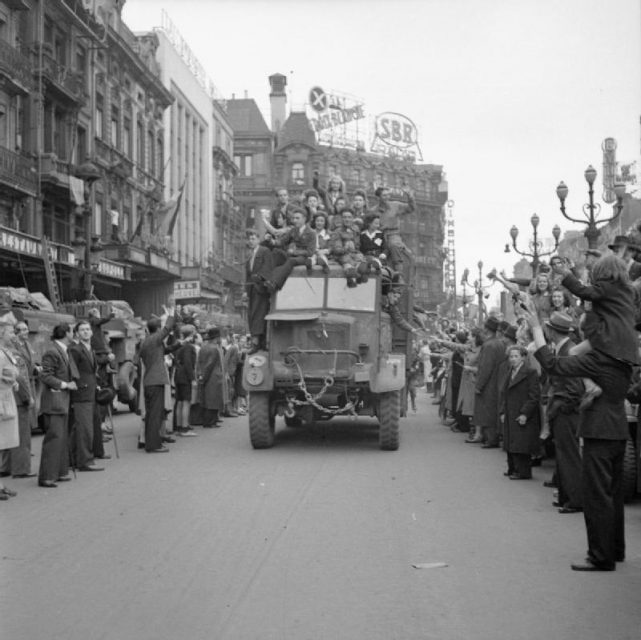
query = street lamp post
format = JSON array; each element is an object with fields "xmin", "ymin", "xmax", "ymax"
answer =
[
  {"xmin": 506, "ymin": 213, "xmax": 561, "ymax": 275},
  {"xmin": 75, "ymin": 161, "xmax": 102, "ymax": 300},
  {"xmin": 462, "ymin": 261, "xmax": 494, "ymax": 327},
  {"xmin": 556, "ymin": 165, "xmax": 626, "ymax": 250}
]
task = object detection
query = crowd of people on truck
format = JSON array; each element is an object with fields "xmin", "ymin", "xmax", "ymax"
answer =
[
  {"xmin": 413, "ymin": 232, "xmax": 641, "ymax": 571},
  {"xmin": 247, "ymin": 174, "xmax": 415, "ymax": 353},
  {"xmin": 0, "ymin": 304, "xmax": 250, "ymax": 493}
]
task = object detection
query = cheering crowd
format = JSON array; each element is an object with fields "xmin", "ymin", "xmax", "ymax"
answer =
[
  {"xmin": 0, "ymin": 305, "xmax": 249, "ymax": 493},
  {"xmin": 420, "ymin": 233, "xmax": 641, "ymax": 572}
]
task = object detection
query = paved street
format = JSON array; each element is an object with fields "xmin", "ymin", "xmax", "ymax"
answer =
[{"xmin": 2, "ymin": 391, "xmax": 641, "ymax": 640}]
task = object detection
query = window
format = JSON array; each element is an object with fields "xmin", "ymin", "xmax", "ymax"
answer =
[
  {"xmin": 291, "ymin": 162, "xmax": 305, "ymax": 184},
  {"xmin": 75, "ymin": 47, "xmax": 87, "ymax": 90},
  {"xmin": 110, "ymin": 107, "xmax": 119, "ymax": 148},
  {"xmin": 94, "ymin": 200, "xmax": 103, "ymax": 236},
  {"xmin": 76, "ymin": 126, "xmax": 87, "ymax": 164},
  {"xmin": 234, "ymin": 154, "xmax": 252, "ymax": 177},
  {"xmin": 147, "ymin": 130, "xmax": 154, "ymax": 173},
  {"xmin": 136, "ymin": 119, "xmax": 144, "ymax": 167},
  {"xmin": 123, "ymin": 118, "xmax": 131, "ymax": 157},
  {"xmin": 95, "ymin": 95, "xmax": 104, "ymax": 139},
  {"xmin": 43, "ymin": 203, "xmax": 71, "ymax": 245}
]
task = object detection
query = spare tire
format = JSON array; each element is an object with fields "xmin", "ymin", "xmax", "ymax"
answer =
[{"xmin": 117, "ymin": 361, "xmax": 137, "ymax": 404}]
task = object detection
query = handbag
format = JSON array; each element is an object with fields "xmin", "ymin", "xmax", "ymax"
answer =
[{"xmin": 0, "ymin": 396, "xmax": 16, "ymax": 421}]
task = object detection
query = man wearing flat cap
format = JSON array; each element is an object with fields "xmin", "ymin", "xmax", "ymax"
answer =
[
  {"xmin": 197, "ymin": 327, "xmax": 226, "ymax": 429},
  {"xmin": 473, "ymin": 316, "xmax": 505, "ymax": 448},
  {"xmin": 544, "ymin": 312, "xmax": 584, "ymax": 513}
]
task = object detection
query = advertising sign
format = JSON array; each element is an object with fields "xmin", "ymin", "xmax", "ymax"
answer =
[
  {"xmin": 307, "ymin": 86, "xmax": 366, "ymax": 150},
  {"xmin": 370, "ymin": 112, "xmax": 423, "ymax": 161},
  {"xmin": 174, "ymin": 280, "xmax": 201, "ymax": 300}
]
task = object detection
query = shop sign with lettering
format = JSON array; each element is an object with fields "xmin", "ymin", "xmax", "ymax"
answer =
[
  {"xmin": 174, "ymin": 280, "xmax": 201, "ymax": 300},
  {"xmin": 307, "ymin": 86, "xmax": 366, "ymax": 149},
  {"xmin": 0, "ymin": 228, "xmax": 74, "ymax": 265},
  {"xmin": 97, "ymin": 259, "xmax": 126, "ymax": 280}
]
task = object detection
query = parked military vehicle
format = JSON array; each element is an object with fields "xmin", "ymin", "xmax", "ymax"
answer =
[{"xmin": 243, "ymin": 263, "xmax": 416, "ymax": 450}]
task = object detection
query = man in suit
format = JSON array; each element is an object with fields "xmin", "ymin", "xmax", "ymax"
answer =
[
  {"xmin": 544, "ymin": 312, "xmax": 584, "ymax": 513},
  {"xmin": 527, "ymin": 303, "xmax": 631, "ymax": 571},
  {"xmin": 68, "ymin": 321, "xmax": 104, "ymax": 472},
  {"xmin": 37, "ymin": 324, "xmax": 79, "ymax": 488},
  {"xmin": 473, "ymin": 316, "xmax": 506, "ymax": 448},
  {"xmin": 245, "ymin": 228, "xmax": 273, "ymax": 353},
  {"xmin": 265, "ymin": 208, "xmax": 315, "ymax": 293},
  {"xmin": 139, "ymin": 308, "xmax": 175, "ymax": 453},
  {"xmin": 197, "ymin": 327, "xmax": 225, "ymax": 429}
]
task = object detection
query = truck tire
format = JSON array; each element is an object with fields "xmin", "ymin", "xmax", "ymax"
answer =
[
  {"xmin": 378, "ymin": 390, "xmax": 400, "ymax": 451},
  {"xmin": 249, "ymin": 392, "xmax": 275, "ymax": 449},
  {"xmin": 623, "ymin": 438, "xmax": 637, "ymax": 502},
  {"xmin": 117, "ymin": 361, "xmax": 137, "ymax": 403}
]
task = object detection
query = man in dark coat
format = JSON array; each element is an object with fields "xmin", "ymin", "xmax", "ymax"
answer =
[
  {"xmin": 197, "ymin": 327, "xmax": 225, "ymax": 429},
  {"xmin": 526, "ymin": 304, "xmax": 632, "ymax": 571},
  {"xmin": 500, "ymin": 345, "xmax": 541, "ymax": 479},
  {"xmin": 544, "ymin": 312, "xmax": 584, "ymax": 513},
  {"xmin": 139, "ymin": 310, "xmax": 175, "ymax": 453},
  {"xmin": 473, "ymin": 316, "xmax": 505, "ymax": 448},
  {"xmin": 245, "ymin": 228, "xmax": 273, "ymax": 353},
  {"xmin": 37, "ymin": 324, "xmax": 79, "ymax": 488},
  {"xmin": 68, "ymin": 321, "xmax": 104, "ymax": 472},
  {"xmin": 265, "ymin": 208, "xmax": 315, "ymax": 293}
]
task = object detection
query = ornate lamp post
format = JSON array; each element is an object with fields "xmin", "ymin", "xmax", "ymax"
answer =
[
  {"xmin": 506, "ymin": 213, "xmax": 561, "ymax": 275},
  {"xmin": 462, "ymin": 261, "xmax": 494, "ymax": 326},
  {"xmin": 75, "ymin": 161, "xmax": 102, "ymax": 299},
  {"xmin": 556, "ymin": 165, "xmax": 626, "ymax": 250}
]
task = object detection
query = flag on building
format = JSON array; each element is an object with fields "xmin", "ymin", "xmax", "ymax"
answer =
[{"xmin": 159, "ymin": 179, "xmax": 186, "ymax": 236}]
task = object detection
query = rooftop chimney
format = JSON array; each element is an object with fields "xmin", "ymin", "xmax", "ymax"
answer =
[{"xmin": 269, "ymin": 73, "xmax": 287, "ymax": 135}]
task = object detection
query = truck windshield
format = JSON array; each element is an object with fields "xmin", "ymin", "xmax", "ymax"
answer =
[
  {"xmin": 327, "ymin": 279, "xmax": 376, "ymax": 311},
  {"xmin": 275, "ymin": 277, "xmax": 325, "ymax": 310}
]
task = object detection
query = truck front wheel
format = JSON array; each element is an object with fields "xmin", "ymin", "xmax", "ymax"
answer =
[
  {"xmin": 249, "ymin": 392, "xmax": 275, "ymax": 449},
  {"xmin": 378, "ymin": 390, "xmax": 400, "ymax": 451}
]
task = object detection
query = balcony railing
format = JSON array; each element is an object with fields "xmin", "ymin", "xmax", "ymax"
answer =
[
  {"xmin": 36, "ymin": 52, "xmax": 87, "ymax": 105},
  {"xmin": 39, "ymin": 152, "xmax": 72, "ymax": 187},
  {"xmin": 0, "ymin": 147, "xmax": 37, "ymax": 196},
  {"xmin": 94, "ymin": 139, "xmax": 134, "ymax": 179},
  {"xmin": 0, "ymin": 38, "xmax": 32, "ymax": 93}
]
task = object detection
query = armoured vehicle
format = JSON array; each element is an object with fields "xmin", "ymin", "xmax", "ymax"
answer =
[{"xmin": 243, "ymin": 263, "xmax": 415, "ymax": 450}]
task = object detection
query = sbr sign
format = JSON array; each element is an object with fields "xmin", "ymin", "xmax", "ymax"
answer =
[{"xmin": 374, "ymin": 112, "xmax": 418, "ymax": 148}]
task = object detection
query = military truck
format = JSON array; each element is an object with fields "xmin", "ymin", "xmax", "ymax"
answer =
[{"xmin": 242, "ymin": 263, "xmax": 415, "ymax": 450}]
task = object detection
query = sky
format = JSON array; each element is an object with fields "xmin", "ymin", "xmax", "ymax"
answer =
[{"xmin": 122, "ymin": 0, "xmax": 641, "ymax": 300}]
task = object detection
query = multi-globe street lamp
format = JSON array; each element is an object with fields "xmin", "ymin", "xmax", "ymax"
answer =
[
  {"xmin": 505, "ymin": 213, "xmax": 561, "ymax": 275},
  {"xmin": 462, "ymin": 260, "xmax": 494, "ymax": 326},
  {"xmin": 556, "ymin": 165, "xmax": 626, "ymax": 250}
]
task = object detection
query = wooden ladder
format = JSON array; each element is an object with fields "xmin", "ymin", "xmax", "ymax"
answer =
[{"xmin": 41, "ymin": 236, "xmax": 61, "ymax": 311}]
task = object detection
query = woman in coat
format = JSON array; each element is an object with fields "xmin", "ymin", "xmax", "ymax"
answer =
[
  {"xmin": 0, "ymin": 314, "xmax": 20, "ymax": 499},
  {"xmin": 500, "ymin": 345, "xmax": 541, "ymax": 479},
  {"xmin": 197, "ymin": 327, "xmax": 226, "ymax": 428}
]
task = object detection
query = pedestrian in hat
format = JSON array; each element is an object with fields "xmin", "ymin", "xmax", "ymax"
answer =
[
  {"xmin": 543, "ymin": 312, "xmax": 584, "ymax": 514},
  {"xmin": 197, "ymin": 327, "xmax": 226, "ymax": 429}
]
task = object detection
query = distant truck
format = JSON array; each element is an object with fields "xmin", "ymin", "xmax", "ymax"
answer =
[{"xmin": 242, "ymin": 262, "xmax": 416, "ymax": 450}]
